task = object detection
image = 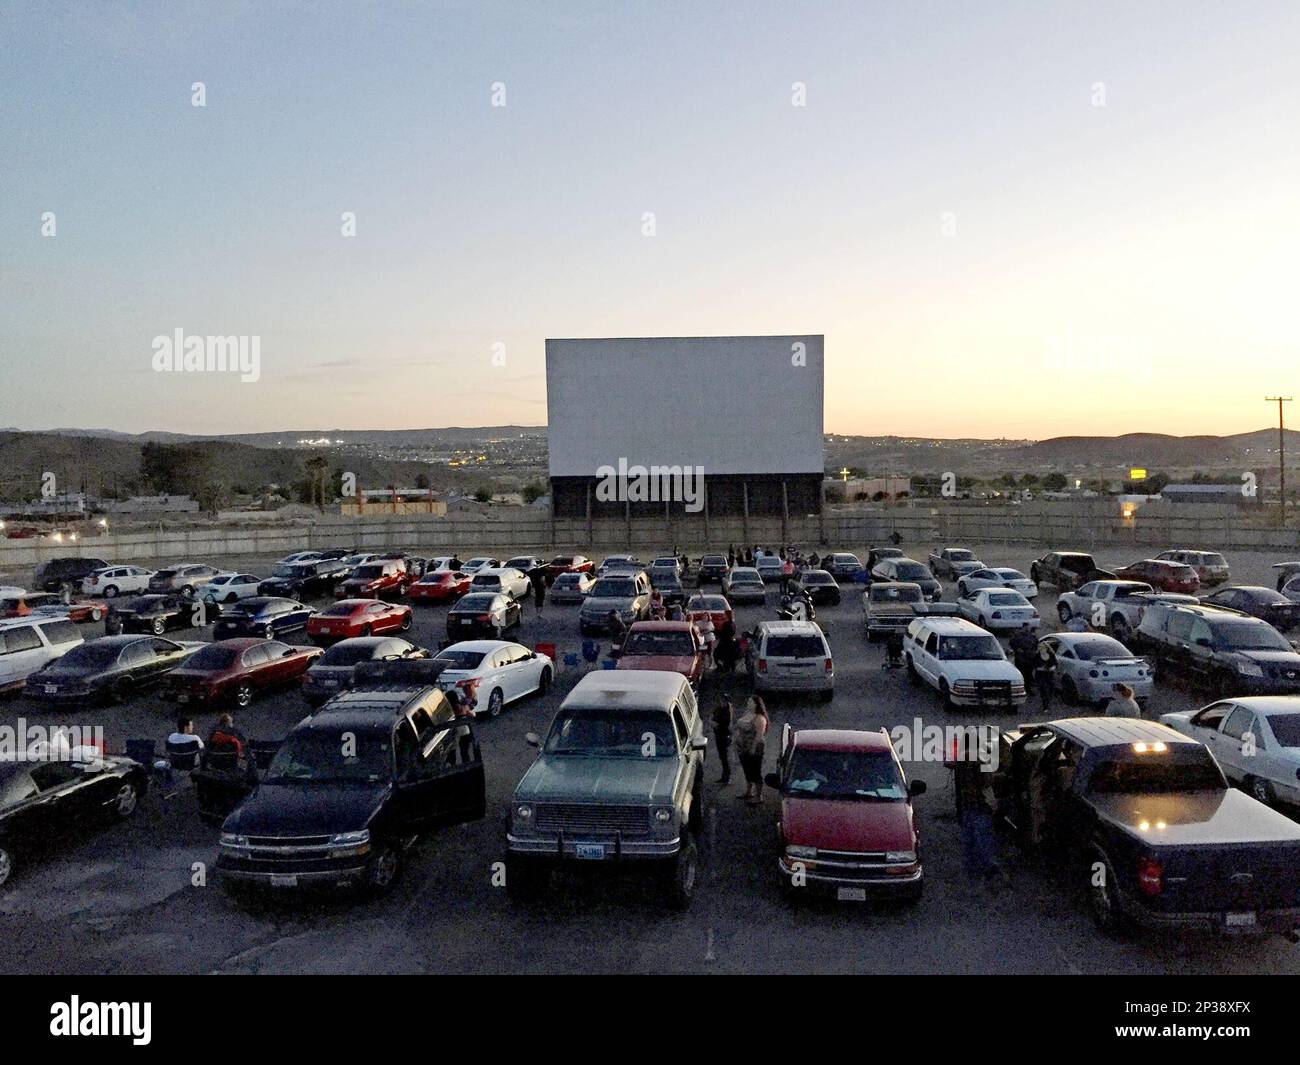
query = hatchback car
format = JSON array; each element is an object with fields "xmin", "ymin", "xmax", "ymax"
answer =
[
  {"xmin": 81, "ymin": 565, "xmax": 153, "ymax": 599},
  {"xmin": 1038, "ymin": 631, "xmax": 1153, "ymax": 708}
]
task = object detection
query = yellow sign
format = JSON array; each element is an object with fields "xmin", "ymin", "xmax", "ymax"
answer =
[{"xmin": 1129, "ymin": 468, "xmax": 1147, "ymax": 480}]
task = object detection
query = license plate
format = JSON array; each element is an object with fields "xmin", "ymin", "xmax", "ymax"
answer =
[
  {"xmin": 269, "ymin": 874, "xmax": 298, "ymax": 888},
  {"xmin": 176, "ymin": 693, "xmax": 189, "ymax": 703},
  {"xmin": 575, "ymin": 843, "xmax": 606, "ymax": 860},
  {"xmin": 45, "ymin": 684, "xmax": 57, "ymax": 694},
  {"xmin": 1225, "ymin": 911, "xmax": 1257, "ymax": 929},
  {"xmin": 837, "ymin": 887, "xmax": 867, "ymax": 902},
  {"xmin": 322, "ymin": 679, "xmax": 338, "ymax": 688},
  {"xmin": 460, "ymin": 619, "xmax": 473, "ymax": 625}
]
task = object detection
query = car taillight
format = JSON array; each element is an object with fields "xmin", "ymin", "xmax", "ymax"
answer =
[
  {"xmin": 758, "ymin": 658, "xmax": 767, "ymax": 673},
  {"xmin": 478, "ymin": 613, "xmax": 491, "ymax": 621},
  {"xmin": 1137, "ymin": 856, "xmax": 1163, "ymax": 897},
  {"xmin": 824, "ymin": 658, "xmax": 833, "ymax": 672}
]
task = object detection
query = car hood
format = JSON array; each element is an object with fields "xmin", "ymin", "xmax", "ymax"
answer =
[
  {"xmin": 617, "ymin": 654, "xmax": 697, "ymax": 675},
  {"xmin": 224, "ymin": 782, "xmax": 389, "ymax": 836},
  {"xmin": 516, "ymin": 755, "xmax": 679, "ymax": 804},
  {"xmin": 1091, "ymin": 789, "xmax": 1300, "ymax": 846},
  {"xmin": 781, "ymin": 796, "xmax": 915, "ymax": 852},
  {"xmin": 943, "ymin": 660, "xmax": 1022, "ymax": 680},
  {"xmin": 581, "ymin": 595, "xmax": 636, "ymax": 613},
  {"xmin": 1238, "ymin": 650, "xmax": 1300, "ymax": 667}
]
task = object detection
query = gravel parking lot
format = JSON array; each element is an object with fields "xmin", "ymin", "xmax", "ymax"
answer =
[{"xmin": 2, "ymin": 542, "xmax": 1298, "ymax": 974}]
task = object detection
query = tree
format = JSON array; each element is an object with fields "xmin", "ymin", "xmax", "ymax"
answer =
[
  {"xmin": 473, "ymin": 486, "xmax": 492, "ymax": 504},
  {"xmin": 1042, "ymin": 472, "xmax": 1068, "ymax": 491},
  {"xmin": 522, "ymin": 481, "xmax": 546, "ymax": 504}
]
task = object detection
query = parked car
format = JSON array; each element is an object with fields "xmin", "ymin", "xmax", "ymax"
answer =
[
  {"xmin": 277, "ymin": 551, "xmax": 324, "ymax": 565},
  {"xmin": 1156, "ymin": 549, "xmax": 1229, "ymax": 587},
  {"xmin": 147, "ymin": 564, "xmax": 221, "ymax": 598},
  {"xmin": 823, "ymin": 552, "xmax": 865, "ymax": 581},
  {"xmin": 722, "ymin": 567, "xmax": 766, "ymax": 604},
  {"xmin": 1274, "ymin": 561, "xmax": 1300, "ymax": 593},
  {"xmin": 903, "ymin": 616, "xmax": 1026, "ymax": 709},
  {"xmin": 2, "ymin": 591, "xmax": 105, "ymax": 624},
  {"xmin": 696, "ymin": 554, "xmax": 730, "ymax": 584},
  {"xmin": 755, "ymin": 556, "xmax": 786, "ymax": 583},
  {"xmin": 1281, "ymin": 574, "xmax": 1300, "ymax": 603},
  {"xmin": 408, "ymin": 569, "xmax": 472, "ymax": 604},
  {"xmin": 979, "ymin": 717, "xmax": 1300, "ymax": 936},
  {"xmin": 460, "ymin": 557, "xmax": 502, "ymax": 576},
  {"xmin": 506, "ymin": 670, "xmax": 706, "ymax": 909},
  {"xmin": 1029, "ymin": 552, "xmax": 1115, "ymax": 591},
  {"xmin": 162, "ymin": 637, "xmax": 320, "ymax": 709},
  {"xmin": 685, "ymin": 594, "xmax": 733, "ymax": 630},
  {"xmin": 0, "ymin": 753, "xmax": 147, "ymax": 890},
  {"xmin": 1161, "ymin": 696, "xmax": 1300, "ymax": 808},
  {"xmin": 956, "ymin": 587, "xmax": 1040, "ymax": 632},
  {"xmin": 768, "ymin": 726, "xmax": 924, "ymax": 902},
  {"xmin": 308, "ymin": 599, "xmax": 412, "ymax": 644},
  {"xmin": 649, "ymin": 570, "xmax": 687, "ymax": 607},
  {"xmin": 597, "ymin": 554, "xmax": 642, "ymax": 576},
  {"xmin": 864, "ymin": 582, "xmax": 924, "ymax": 641},
  {"xmin": 24, "ymin": 634, "xmax": 202, "ymax": 704},
  {"xmin": 1056, "ymin": 580, "xmax": 1155, "ymax": 636},
  {"xmin": 543, "ymin": 554, "xmax": 594, "ymax": 583},
  {"xmin": 212, "ymin": 687, "xmax": 483, "ymax": 895},
  {"xmin": 1038, "ymin": 631, "xmax": 1153, "ymax": 708},
  {"xmin": 615, "ymin": 621, "xmax": 709, "ymax": 689},
  {"xmin": 338, "ymin": 560, "xmax": 411, "ymax": 600},
  {"xmin": 1132, "ymin": 602, "xmax": 1300, "ymax": 695},
  {"xmin": 1114, "ymin": 558, "xmax": 1201, "ymax": 594},
  {"xmin": 212, "ymin": 597, "xmax": 316, "ymax": 640},
  {"xmin": 81, "ymin": 565, "xmax": 153, "ymax": 599},
  {"xmin": 866, "ymin": 547, "xmax": 906, "ymax": 572},
  {"xmin": 504, "ymin": 555, "xmax": 544, "ymax": 574},
  {"xmin": 746, "ymin": 620, "xmax": 834, "ymax": 701},
  {"xmin": 1199, "ymin": 586, "xmax": 1300, "ymax": 633},
  {"xmin": 200, "ymin": 573, "xmax": 265, "ymax": 605},
  {"xmin": 579, "ymin": 571, "xmax": 653, "ymax": 635},
  {"xmin": 105, "ymin": 594, "xmax": 196, "ymax": 635},
  {"xmin": 549, "ymin": 571, "xmax": 596, "ymax": 603},
  {"xmin": 956, "ymin": 567, "xmax": 1038, "ymax": 599},
  {"xmin": 0, "ymin": 617, "xmax": 83, "ymax": 693},
  {"xmin": 648, "ymin": 556, "xmax": 683, "ymax": 580},
  {"xmin": 445, "ymin": 592, "xmax": 521, "ymax": 640},
  {"xmin": 793, "ymin": 569, "xmax": 841, "ymax": 605},
  {"xmin": 870, "ymin": 558, "xmax": 941, "ymax": 601},
  {"xmin": 32, "ymin": 556, "xmax": 109, "ymax": 594},
  {"xmin": 257, "ymin": 560, "xmax": 347, "ymax": 600},
  {"xmin": 302, "ymin": 636, "xmax": 428, "ymax": 706},
  {"xmin": 929, "ymin": 547, "xmax": 985, "ymax": 581},
  {"xmin": 469, "ymin": 567, "xmax": 531, "ymax": 602},
  {"xmin": 432, "ymin": 640, "xmax": 553, "ymax": 718}
]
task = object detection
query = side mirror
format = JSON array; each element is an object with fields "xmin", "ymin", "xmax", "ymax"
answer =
[
  {"xmin": 909, "ymin": 779, "xmax": 928, "ymax": 797},
  {"xmin": 525, "ymin": 732, "xmax": 541, "ymax": 748},
  {"xmin": 763, "ymin": 772, "xmax": 782, "ymax": 789}
]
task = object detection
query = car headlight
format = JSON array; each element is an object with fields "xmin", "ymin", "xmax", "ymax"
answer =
[
  {"xmin": 330, "ymin": 830, "xmax": 370, "ymax": 846},
  {"xmin": 886, "ymin": 850, "xmax": 918, "ymax": 864},
  {"xmin": 1237, "ymin": 660, "xmax": 1265, "ymax": 677},
  {"xmin": 220, "ymin": 833, "xmax": 249, "ymax": 848},
  {"xmin": 515, "ymin": 803, "xmax": 533, "ymax": 820},
  {"xmin": 786, "ymin": 844, "xmax": 817, "ymax": 859},
  {"xmin": 654, "ymin": 806, "xmax": 674, "ymax": 823}
]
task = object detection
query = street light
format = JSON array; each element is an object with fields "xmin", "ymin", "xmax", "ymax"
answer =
[{"xmin": 1266, "ymin": 396, "xmax": 1292, "ymax": 525}]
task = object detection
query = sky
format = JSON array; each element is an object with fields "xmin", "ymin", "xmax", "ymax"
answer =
[{"xmin": 2, "ymin": 0, "xmax": 1298, "ymax": 440}]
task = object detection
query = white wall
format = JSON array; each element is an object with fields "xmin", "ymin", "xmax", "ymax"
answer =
[{"xmin": 545, "ymin": 335, "xmax": 824, "ymax": 476}]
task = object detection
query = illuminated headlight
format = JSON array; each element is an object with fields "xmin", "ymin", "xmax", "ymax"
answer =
[
  {"xmin": 886, "ymin": 851, "xmax": 918, "ymax": 864},
  {"xmin": 785, "ymin": 844, "xmax": 817, "ymax": 859},
  {"xmin": 654, "ymin": 807, "xmax": 674, "ymax": 823},
  {"xmin": 515, "ymin": 803, "xmax": 533, "ymax": 820},
  {"xmin": 1237, "ymin": 660, "xmax": 1265, "ymax": 677},
  {"xmin": 330, "ymin": 829, "xmax": 370, "ymax": 846},
  {"xmin": 220, "ymin": 833, "xmax": 249, "ymax": 848}
]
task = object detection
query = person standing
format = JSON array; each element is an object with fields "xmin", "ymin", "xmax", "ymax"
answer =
[
  {"xmin": 1033, "ymin": 645, "xmax": 1057, "ymax": 713},
  {"xmin": 733, "ymin": 696, "xmax": 769, "ymax": 806},
  {"xmin": 781, "ymin": 556, "xmax": 795, "ymax": 595},
  {"xmin": 1104, "ymin": 683, "xmax": 1142, "ymax": 718},
  {"xmin": 712, "ymin": 694, "xmax": 733, "ymax": 785},
  {"xmin": 1009, "ymin": 624, "xmax": 1038, "ymax": 681},
  {"xmin": 727, "ymin": 545, "xmax": 736, "ymax": 568},
  {"xmin": 528, "ymin": 564, "xmax": 547, "ymax": 616}
]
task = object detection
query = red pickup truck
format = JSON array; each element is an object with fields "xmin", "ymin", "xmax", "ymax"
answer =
[{"xmin": 614, "ymin": 620, "xmax": 708, "ymax": 689}]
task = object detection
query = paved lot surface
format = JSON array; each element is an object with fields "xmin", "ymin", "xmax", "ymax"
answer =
[{"xmin": 3, "ymin": 542, "xmax": 1299, "ymax": 974}]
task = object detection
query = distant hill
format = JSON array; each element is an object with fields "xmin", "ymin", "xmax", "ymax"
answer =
[{"xmin": 34, "ymin": 426, "xmax": 546, "ymax": 447}]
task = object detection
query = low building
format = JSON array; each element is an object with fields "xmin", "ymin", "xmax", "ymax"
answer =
[{"xmin": 1159, "ymin": 483, "xmax": 1255, "ymax": 505}]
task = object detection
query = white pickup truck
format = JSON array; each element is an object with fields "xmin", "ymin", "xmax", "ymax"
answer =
[{"xmin": 1055, "ymin": 580, "xmax": 1198, "ymax": 640}]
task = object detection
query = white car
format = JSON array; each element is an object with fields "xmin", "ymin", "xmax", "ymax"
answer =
[
  {"xmin": 433, "ymin": 640, "xmax": 553, "ymax": 718},
  {"xmin": 722, "ymin": 567, "xmax": 766, "ymax": 603},
  {"xmin": 1281, "ymin": 575, "xmax": 1300, "ymax": 605},
  {"xmin": 278, "ymin": 551, "xmax": 323, "ymax": 565},
  {"xmin": 649, "ymin": 556, "xmax": 683, "ymax": 578},
  {"xmin": 597, "ymin": 555, "xmax": 642, "ymax": 576},
  {"xmin": 956, "ymin": 567, "xmax": 1038, "ymax": 599},
  {"xmin": 200, "ymin": 573, "xmax": 265, "ymax": 604},
  {"xmin": 755, "ymin": 556, "xmax": 786, "ymax": 583},
  {"xmin": 0, "ymin": 616, "xmax": 85, "ymax": 692},
  {"xmin": 956, "ymin": 588, "xmax": 1040, "ymax": 632},
  {"xmin": 469, "ymin": 567, "xmax": 531, "ymax": 601},
  {"xmin": 1056, "ymin": 580, "xmax": 1155, "ymax": 637},
  {"xmin": 1160, "ymin": 696, "xmax": 1300, "ymax": 807},
  {"xmin": 82, "ymin": 565, "xmax": 154, "ymax": 598},
  {"xmin": 747, "ymin": 620, "xmax": 833, "ymax": 701},
  {"xmin": 1037, "ymin": 631, "xmax": 1153, "ymax": 708},
  {"xmin": 505, "ymin": 555, "xmax": 544, "ymax": 573},
  {"xmin": 550, "ymin": 572, "xmax": 596, "ymax": 603},
  {"xmin": 904, "ymin": 617, "xmax": 1026, "ymax": 708},
  {"xmin": 460, "ymin": 557, "xmax": 501, "ymax": 575}
]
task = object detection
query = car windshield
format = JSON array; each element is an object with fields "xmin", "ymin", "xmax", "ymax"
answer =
[
  {"xmin": 271, "ymin": 565, "xmax": 298, "ymax": 578},
  {"xmin": 937, "ymin": 635, "xmax": 1003, "ymax": 660},
  {"xmin": 153, "ymin": 570, "xmax": 177, "ymax": 579},
  {"xmin": 896, "ymin": 563, "xmax": 928, "ymax": 580},
  {"xmin": 456, "ymin": 594, "xmax": 497, "ymax": 610},
  {"xmin": 555, "ymin": 574, "xmax": 580, "ymax": 586},
  {"xmin": 591, "ymin": 579, "xmax": 636, "ymax": 598},
  {"xmin": 803, "ymin": 572, "xmax": 833, "ymax": 584},
  {"xmin": 1070, "ymin": 636, "xmax": 1131, "ymax": 660},
  {"xmin": 766, "ymin": 634, "xmax": 826, "ymax": 658},
  {"xmin": 732, "ymin": 572, "xmax": 762, "ymax": 584},
  {"xmin": 353, "ymin": 565, "xmax": 384, "ymax": 579},
  {"xmin": 1267, "ymin": 715, "xmax": 1300, "ymax": 747},
  {"xmin": 185, "ymin": 644, "xmax": 241, "ymax": 670},
  {"xmin": 995, "ymin": 569, "xmax": 1027, "ymax": 580},
  {"xmin": 225, "ymin": 602, "xmax": 263, "ymax": 616},
  {"xmin": 623, "ymin": 631, "xmax": 695, "ymax": 656},
  {"xmin": 786, "ymin": 749, "xmax": 907, "ymax": 801},
  {"xmin": 47, "ymin": 643, "xmax": 121, "ymax": 672},
  {"xmin": 1211, "ymin": 622, "xmax": 1292, "ymax": 652},
  {"xmin": 702, "ymin": 556, "xmax": 726, "ymax": 565},
  {"xmin": 264, "ymin": 730, "xmax": 391, "ymax": 785},
  {"xmin": 434, "ymin": 649, "xmax": 487, "ymax": 669},
  {"xmin": 550, "ymin": 557, "xmax": 573, "ymax": 566},
  {"xmin": 948, "ymin": 550, "xmax": 974, "ymax": 561},
  {"xmin": 987, "ymin": 593, "xmax": 1026, "ymax": 606},
  {"xmin": 545, "ymin": 707, "xmax": 677, "ymax": 757},
  {"xmin": 1088, "ymin": 751, "xmax": 1224, "ymax": 794},
  {"xmin": 471, "ymin": 575, "xmax": 500, "ymax": 586},
  {"xmin": 320, "ymin": 602, "xmax": 361, "ymax": 616},
  {"xmin": 688, "ymin": 597, "xmax": 727, "ymax": 611},
  {"xmin": 872, "ymin": 585, "xmax": 921, "ymax": 603},
  {"xmin": 319, "ymin": 643, "xmax": 380, "ymax": 666},
  {"xmin": 650, "ymin": 573, "xmax": 680, "ymax": 589},
  {"xmin": 1204, "ymin": 554, "xmax": 1226, "ymax": 566}
]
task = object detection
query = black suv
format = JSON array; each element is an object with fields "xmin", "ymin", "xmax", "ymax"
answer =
[
  {"xmin": 1029, "ymin": 551, "xmax": 1115, "ymax": 591},
  {"xmin": 1133, "ymin": 602, "xmax": 1300, "ymax": 695},
  {"xmin": 258, "ymin": 559, "xmax": 348, "ymax": 599},
  {"xmin": 210, "ymin": 685, "xmax": 485, "ymax": 897},
  {"xmin": 33, "ymin": 556, "xmax": 109, "ymax": 593}
]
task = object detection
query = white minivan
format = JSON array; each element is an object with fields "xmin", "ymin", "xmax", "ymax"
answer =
[
  {"xmin": 747, "ymin": 620, "xmax": 834, "ymax": 701},
  {"xmin": 0, "ymin": 617, "xmax": 85, "ymax": 692}
]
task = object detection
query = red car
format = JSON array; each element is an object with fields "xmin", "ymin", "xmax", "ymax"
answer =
[
  {"xmin": 408, "ymin": 569, "xmax": 472, "ymax": 604},
  {"xmin": 685, "ymin": 594, "xmax": 733, "ymax": 630},
  {"xmin": 1, "ymin": 591, "xmax": 105, "ymax": 623},
  {"xmin": 614, "ymin": 620, "xmax": 708, "ymax": 688},
  {"xmin": 1114, "ymin": 558, "xmax": 1201, "ymax": 594},
  {"xmin": 543, "ymin": 554, "xmax": 594, "ymax": 585},
  {"xmin": 769, "ymin": 727, "xmax": 925, "ymax": 902},
  {"xmin": 337, "ymin": 560, "xmax": 411, "ymax": 600},
  {"xmin": 308, "ymin": 599, "xmax": 413, "ymax": 644},
  {"xmin": 161, "ymin": 637, "xmax": 321, "ymax": 709}
]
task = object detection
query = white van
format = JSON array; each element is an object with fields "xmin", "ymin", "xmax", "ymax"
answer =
[
  {"xmin": 0, "ymin": 616, "xmax": 85, "ymax": 692},
  {"xmin": 747, "ymin": 620, "xmax": 834, "ymax": 701},
  {"xmin": 904, "ymin": 616, "xmax": 1026, "ymax": 709}
]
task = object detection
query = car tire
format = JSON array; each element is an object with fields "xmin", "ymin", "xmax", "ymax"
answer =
[
  {"xmin": 688, "ymin": 771, "xmax": 704, "ymax": 833},
  {"xmin": 906, "ymin": 656, "xmax": 919, "ymax": 685},
  {"xmin": 664, "ymin": 835, "xmax": 699, "ymax": 911},
  {"xmin": 225, "ymin": 593, "xmax": 237, "ymax": 604},
  {"xmin": 234, "ymin": 682, "xmax": 253, "ymax": 709},
  {"xmin": 150, "ymin": 617, "xmax": 166, "ymax": 636},
  {"xmin": 537, "ymin": 667, "xmax": 552, "ymax": 696},
  {"xmin": 103, "ymin": 585, "xmax": 118, "ymax": 599},
  {"xmin": 1085, "ymin": 848, "xmax": 1128, "ymax": 936},
  {"xmin": 400, "ymin": 613, "xmax": 412, "ymax": 632},
  {"xmin": 486, "ymin": 688, "xmax": 504, "ymax": 718},
  {"xmin": 181, "ymin": 586, "xmax": 195, "ymax": 599},
  {"xmin": 1246, "ymin": 776, "xmax": 1275, "ymax": 805},
  {"xmin": 364, "ymin": 843, "xmax": 403, "ymax": 897},
  {"xmin": 0, "ymin": 845, "xmax": 12, "ymax": 889},
  {"xmin": 111, "ymin": 782, "xmax": 139, "ymax": 820}
]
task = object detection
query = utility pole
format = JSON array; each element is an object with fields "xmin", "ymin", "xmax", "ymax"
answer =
[{"xmin": 1266, "ymin": 396, "xmax": 1292, "ymax": 525}]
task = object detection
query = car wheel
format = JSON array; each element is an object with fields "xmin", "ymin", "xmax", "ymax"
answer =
[
  {"xmin": 1030, "ymin": 565, "xmax": 1041, "ymax": 583},
  {"xmin": 486, "ymin": 688, "xmax": 504, "ymax": 718},
  {"xmin": 225, "ymin": 593, "xmax": 237, "ymax": 604},
  {"xmin": 906, "ymin": 656, "xmax": 919, "ymax": 685},
  {"xmin": 103, "ymin": 585, "xmax": 118, "ymax": 599},
  {"xmin": 0, "ymin": 846, "xmax": 11, "ymax": 888},
  {"xmin": 364, "ymin": 843, "xmax": 403, "ymax": 897},
  {"xmin": 688, "ymin": 771, "xmax": 704, "ymax": 833},
  {"xmin": 537, "ymin": 666, "xmax": 552, "ymax": 696},
  {"xmin": 261, "ymin": 625, "xmax": 274, "ymax": 639},
  {"xmin": 957, "ymin": 581, "xmax": 967, "ymax": 597},
  {"xmin": 400, "ymin": 613, "xmax": 412, "ymax": 632},
  {"xmin": 664, "ymin": 835, "xmax": 699, "ymax": 911},
  {"xmin": 181, "ymin": 586, "xmax": 195, "ymax": 599},
  {"xmin": 234, "ymin": 682, "xmax": 253, "ymax": 709},
  {"xmin": 151, "ymin": 617, "xmax": 166, "ymax": 636},
  {"xmin": 89, "ymin": 606, "xmax": 104, "ymax": 622},
  {"xmin": 112, "ymin": 782, "xmax": 139, "ymax": 820},
  {"xmin": 1057, "ymin": 602, "xmax": 1072, "ymax": 624},
  {"xmin": 1086, "ymin": 849, "xmax": 1128, "ymax": 935},
  {"xmin": 1246, "ymin": 776, "xmax": 1275, "ymax": 805}
]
